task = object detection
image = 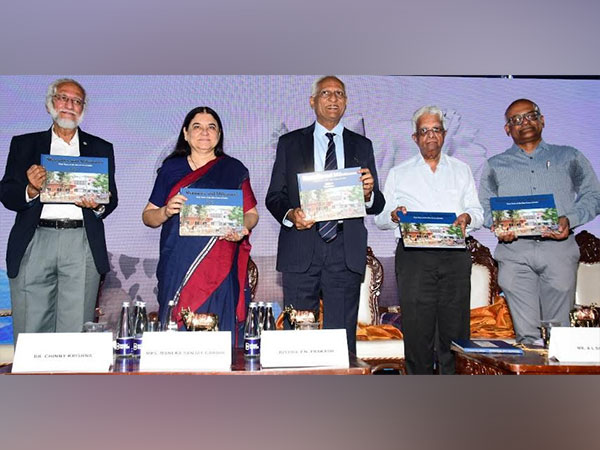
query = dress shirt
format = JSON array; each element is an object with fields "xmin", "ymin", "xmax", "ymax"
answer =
[
  {"xmin": 479, "ymin": 140, "xmax": 600, "ymax": 229},
  {"xmin": 27, "ymin": 128, "xmax": 83, "ymax": 220},
  {"xmin": 374, "ymin": 152, "xmax": 483, "ymax": 240},
  {"xmin": 283, "ymin": 121, "xmax": 372, "ymax": 226}
]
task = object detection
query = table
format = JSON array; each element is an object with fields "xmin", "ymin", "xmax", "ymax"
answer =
[
  {"xmin": 0, "ymin": 349, "xmax": 371, "ymax": 375},
  {"xmin": 452, "ymin": 344, "xmax": 600, "ymax": 375}
]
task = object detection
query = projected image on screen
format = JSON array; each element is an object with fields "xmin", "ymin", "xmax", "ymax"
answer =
[{"xmin": 1, "ymin": 75, "xmax": 599, "ymax": 335}]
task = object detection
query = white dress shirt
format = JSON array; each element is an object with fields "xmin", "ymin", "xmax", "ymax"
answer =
[
  {"xmin": 28, "ymin": 128, "xmax": 84, "ymax": 220},
  {"xmin": 374, "ymin": 152, "xmax": 483, "ymax": 240}
]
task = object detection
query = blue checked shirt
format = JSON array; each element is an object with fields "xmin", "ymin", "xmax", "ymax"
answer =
[{"xmin": 479, "ymin": 140, "xmax": 600, "ymax": 229}]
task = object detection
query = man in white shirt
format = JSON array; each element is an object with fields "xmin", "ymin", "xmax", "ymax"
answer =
[
  {"xmin": 0, "ymin": 78, "xmax": 118, "ymax": 342},
  {"xmin": 375, "ymin": 105, "xmax": 483, "ymax": 374}
]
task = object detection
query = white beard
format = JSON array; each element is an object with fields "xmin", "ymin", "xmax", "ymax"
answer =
[{"xmin": 48, "ymin": 103, "xmax": 84, "ymax": 129}]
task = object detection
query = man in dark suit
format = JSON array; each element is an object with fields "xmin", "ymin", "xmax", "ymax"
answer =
[
  {"xmin": 0, "ymin": 78, "xmax": 118, "ymax": 342},
  {"xmin": 266, "ymin": 75, "xmax": 384, "ymax": 353}
]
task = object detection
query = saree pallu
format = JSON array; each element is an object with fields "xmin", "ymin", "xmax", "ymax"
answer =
[{"xmin": 156, "ymin": 156, "xmax": 256, "ymax": 345}]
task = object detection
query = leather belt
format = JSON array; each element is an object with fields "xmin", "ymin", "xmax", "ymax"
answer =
[{"xmin": 38, "ymin": 219, "xmax": 84, "ymax": 229}]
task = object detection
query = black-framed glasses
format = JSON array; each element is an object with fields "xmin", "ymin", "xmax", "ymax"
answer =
[
  {"xmin": 416, "ymin": 126, "xmax": 444, "ymax": 136},
  {"xmin": 53, "ymin": 94, "xmax": 85, "ymax": 107},
  {"xmin": 317, "ymin": 89, "xmax": 346, "ymax": 99},
  {"xmin": 506, "ymin": 111, "xmax": 540, "ymax": 126}
]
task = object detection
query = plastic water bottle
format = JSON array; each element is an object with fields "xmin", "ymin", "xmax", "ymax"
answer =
[
  {"xmin": 162, "ymin": 300, "xmax": 178, "ymax": 331},
  {"xmin": 264, "ymin": 302, "xmax": 276, "ymax": 331},
  {"xmin": 257, "ymin": 301, "xmax": 266, "ymax": 333},
  {"xmin": 244, "ymin": 302, "xmax": 260, "ymax": 359},
  {"xmin": 116, "ymin": 301, "xmax": 133, "ymax": 357},
  {"xmin": 132, "ymin": 301, "xmax": 148, "ymax": 357}
]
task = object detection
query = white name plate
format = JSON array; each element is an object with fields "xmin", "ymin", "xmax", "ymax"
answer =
[
  {"xmin": 548, "ymin": 327, "xmax": 600, "ymax": 363},
  {"xmin": 139, "ymin": 331, "xmax": 231, "ymax": 372},
  {"xmin": 260, "ymin": 329, "xmax": 349, "ymax": 368},
  {"xmin": 12, "ymin": 332, "xmax": 113, "ymax": 373}
]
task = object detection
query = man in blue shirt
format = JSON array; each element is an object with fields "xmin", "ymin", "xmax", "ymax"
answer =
[{"xmin": 479, "ymin": 98, "xmax": 600, "ymax": 345}]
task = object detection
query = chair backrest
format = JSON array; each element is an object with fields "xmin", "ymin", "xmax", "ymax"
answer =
[
  {"xmin": 357, "ymin": 247, "xmax": 384, "ymax": 326},
  {"xmin": 466, "ymin": 237, "xmax": 498, "ymax": 309},
  {"xmin": 247, "ymin": 256, "xmax": 258, "ymax": 301},
  {"xmin": 575, "ymin": 231, "xmax": 600, "ymax": 306}
]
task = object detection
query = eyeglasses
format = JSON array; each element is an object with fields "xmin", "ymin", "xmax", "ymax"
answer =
[
  {"xmin": 506, "ymin": 111, "xmax": 540, "ymax": 126},
  {"xmin": 317, "ymin": 89, "xmax": 346, "ymax": 100},
  {"xmin": 416, "ymin": 127, "xmax": 444, "ymax": 137},
  {"xmin": 53, "ymin": 94, "xmax": 85, "ymax": 107}
]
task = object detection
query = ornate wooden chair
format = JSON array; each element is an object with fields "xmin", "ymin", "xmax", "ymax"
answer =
[{"xmin": 575, "ymin": 231, "xmax": 600, "ymax": 306}]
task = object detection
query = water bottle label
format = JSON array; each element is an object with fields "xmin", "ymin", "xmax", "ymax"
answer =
[
  {"xmin": 116, "ymin": 337, "xmax": 133, "ymax": 356},
  {"xmin": 244, "ymin": 337, "xmax": 261, "ymax": 357},
  {"xmin": 132, "ymin": 337, "xmax": 143, "ymax": 356}
]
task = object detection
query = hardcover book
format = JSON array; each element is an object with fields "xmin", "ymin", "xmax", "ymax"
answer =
[
  {"xmin": 397, "ymin": 211, "xmax": 465, "ymax": 248},
  {"xmin": 40, "ymin": 154, "xmax": 110, "ymax": 204},
  {"xmin": 452, "ymin": 339, "xmax": 524, "ymax": 355},
  {"xmin": 179, "ymin": 188, "xmax": 243, "ymax": 236},
  {"xmin": 297, "ymin": 167, "xmax": 366, "ymax": 222},
  {"xmin": 490, "ymin": 194, "xmax": 559, "ymax": 237}
]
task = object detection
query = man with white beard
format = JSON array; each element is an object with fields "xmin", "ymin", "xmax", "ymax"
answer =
[{"xmin": 0, "ymin": 78, "xmax": 118, "ymax": 342}]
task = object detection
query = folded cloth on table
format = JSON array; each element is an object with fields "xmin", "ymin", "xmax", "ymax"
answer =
[
  {"xmin": 470, "ymin": 296, "xmax": 515, "ymax": 338},
  {"xmin": 357, "ymin": 323, "xmax": 403, "ymax": 341}
]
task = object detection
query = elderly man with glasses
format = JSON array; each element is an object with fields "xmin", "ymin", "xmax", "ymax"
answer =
[
  {"xmin": 0, "ymin": 78, "xmax": 118, "ymax": 343},
  {"xmin": 266, "ymin": 75, "xmax": 385, "ymax": 354},
  {"xmin": 479, "ymin": 98, "xmax": 600, "ymax": 345},
  {"xmin": 375, "ymin": 105, "xmax": 483, "ymax": 374}
]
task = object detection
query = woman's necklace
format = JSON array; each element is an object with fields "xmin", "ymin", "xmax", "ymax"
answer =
[{"xmin": 188, "ymin": 155, "xmax": 199, "ymax": 170}]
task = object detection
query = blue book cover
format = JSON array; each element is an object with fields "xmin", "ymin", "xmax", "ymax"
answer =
[
  {"xmin": 397, "ymin": 211, "xmax": 465, "ymax": 249},
  {"xmin": 490, "ymin": 194, "xmax": 559, "ymax": 237},
  {"xmin": 40, "ymin": 154, "xmax": 110, "ymax": 204},
  {"xmin": 452, "ymin": 339, "xmax": 524, "ymax": 355},
  {"xmin": 179, "ymin": 188, "xmax": 243, "ymax": 236},
  {"xmin": 297, "ymin": 167, "xmax": 366, "ymax": 222}
]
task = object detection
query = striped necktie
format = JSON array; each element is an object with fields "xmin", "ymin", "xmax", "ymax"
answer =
[{"xmin": 318, "ymin": 132, "xmax": 338, "ymax": 242}]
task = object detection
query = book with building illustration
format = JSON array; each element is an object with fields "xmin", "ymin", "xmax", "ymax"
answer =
[
  {"xmin": 179, "ymin": 188, "xmax": 243, "ymax": 236},
  {"xmin": 40, "ymin": 154, "xmax": 110, "ymax": 204},
  {"xmin": 297, "ymin": 167, "xmax": 366, "ymax": 222},
  {"xmin": 398, "ymin": 211, "xmax": 465, "ymax": 248},
  {"xmin": 490, "ymin": 194, "xmax": 559, "ymax": 237}
]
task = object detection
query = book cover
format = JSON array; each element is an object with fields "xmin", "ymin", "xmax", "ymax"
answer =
[
  {"xmin": 490, "ymin": 194, "xmax": 559, "ymax": 237},
  {"xmin": 40, "ymin": 154, "xmax": 110, "ymax": 204},
  {"xmin": 398, "ymin": 211, "xmax": 465, "ymax": 249},
  {"xmin": 297, "ymin": 167, "xmax": 366, "ymax": 222},
  {"xmin": 452, "ymin": 339, "xmax": 524, "ymax": 355},
  {"xmin": 179, "ymin": 188, "xmax": 243, "ymax": 236}
]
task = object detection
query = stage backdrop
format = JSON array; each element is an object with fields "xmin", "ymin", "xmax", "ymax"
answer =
[{"xmin": 2, "ymin": 76, "xmax": 599, "ymax": 338}]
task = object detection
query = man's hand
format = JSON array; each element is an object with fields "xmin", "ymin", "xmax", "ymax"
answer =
[
  {"xmin": 26, "ymin": 164, "xmax": 46, "ymax": 198},
  {"xmin": 453, "ymin": 213, "xmax": 471, "ymax": 236},
  {"xmin": 391, "ymin": 206, "xmax": 407, "ymax": 223},
  {"xmin": 288, "ymin": 207, "xmax": 315, "ymax": 230},
  {"xmin": 359, "ymin": 168, "xmax": 374, "ymax": 201},
  {"xmin": 542, "ymin": 216, "xmax": 570, "ymax": 240},
  {"xmin": 75, "ymin": 196, "xmax": 100, "ymax": 210}
]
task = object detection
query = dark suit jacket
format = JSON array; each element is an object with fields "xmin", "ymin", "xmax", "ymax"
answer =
[
  {"xmin": 0, "ymin": 128, "xmax": 118, "ymax": 278},
  {"xmin": 266, "ymin": 123, "xmax": 384, "ymax": 275}
]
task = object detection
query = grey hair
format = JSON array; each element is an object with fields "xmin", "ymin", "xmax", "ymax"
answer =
[
  {"xmin": 45, "ymin": 78, "xmax": 87, "ymax": 112},
  {"xmin": 310, "ymin": 75, "xmax": 346, "ymax": 97},
  {"xmin": 411, "ymin": 105, "xmax": 447, "ymax": 134}
]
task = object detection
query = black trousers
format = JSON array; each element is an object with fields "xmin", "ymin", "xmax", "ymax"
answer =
[
  {"xmin": 395, "ymin": 241, "xmax": 471, "ymax": 374},
  {"xmin": 282, "ymin": 230, "xmax": 362, "ymax": 354}
]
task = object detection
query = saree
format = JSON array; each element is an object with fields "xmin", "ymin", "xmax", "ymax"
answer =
[{"xmin": 153, "ymin": 155, "xmax": 256, "ymax": 345}]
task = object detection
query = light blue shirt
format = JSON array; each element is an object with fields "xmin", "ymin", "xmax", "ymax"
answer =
[
  {"xmin": 479, "ymin": 140, "xmax": 600, "ymax": 229},
  {"xmin": 313, "ymin": 121, "xmax": 345, "ymax": 171}
]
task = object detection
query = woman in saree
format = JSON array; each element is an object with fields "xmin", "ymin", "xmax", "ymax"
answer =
[{"xmin": 142, "ymin": 106, "xmax": 258, "ymax": 345}]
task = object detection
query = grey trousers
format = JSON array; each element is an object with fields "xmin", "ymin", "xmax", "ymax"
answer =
[
  {"xmin": 9, "ymin": 227, "xmax": 100, "ymax": 343},
  {"xmin": 495, "ymin": 235, "xmax": 580, "ymax": 345}
]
